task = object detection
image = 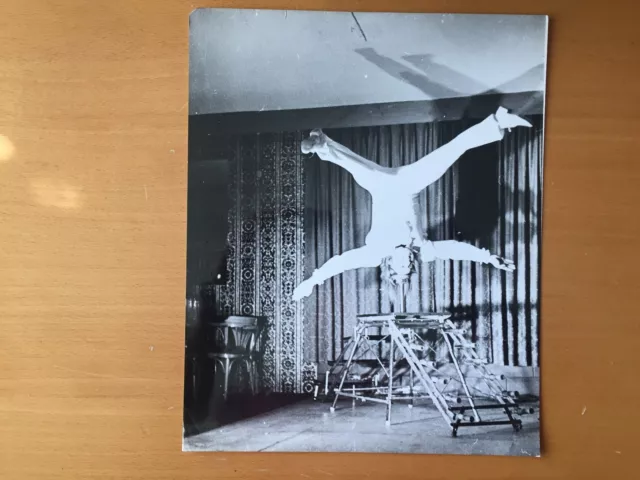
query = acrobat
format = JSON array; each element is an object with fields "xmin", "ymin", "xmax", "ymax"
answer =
[{"xmin": 292, "ymin": 107, "xmax": 531, "ymax": 300}]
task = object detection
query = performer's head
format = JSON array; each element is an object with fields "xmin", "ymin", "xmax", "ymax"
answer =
[{"xmin": 389, "ymin": 245, "xmax": 415, "ymax": 278}]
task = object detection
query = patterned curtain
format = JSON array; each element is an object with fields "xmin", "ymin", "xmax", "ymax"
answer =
[
  {"xmin": 218, "ymin": 132, "xmax": 306, "ymax": 394},
  {"xmin": 303, "ymin": 116, "xmax": 543, "ymax": 369}
]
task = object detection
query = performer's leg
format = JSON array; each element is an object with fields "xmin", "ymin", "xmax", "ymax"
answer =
[
  {"xmin": 398, "ymin": 107, "xmax": 532, "ymax": 194},
  {"xmin": 420, "ymin": 239, "xmax": 515, "ymax": 271},
  {"xmin": 302, "ymin": 129, "xmax": 390, "ymax": 191},
  {"xmin": 292, "ymin": 244, "xmax": 387, "ymax": 300}
]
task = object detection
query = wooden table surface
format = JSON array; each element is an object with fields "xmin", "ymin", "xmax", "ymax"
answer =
[{"xmin": 1, "ymin": 1, "xmax": 638, "ymax": 478}]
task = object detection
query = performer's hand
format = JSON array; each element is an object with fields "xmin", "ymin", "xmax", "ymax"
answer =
[
  {"xmin": 292, "ymin": 279, "xmax": 315, "ymax": 301},
  {"xmin": 489, "ymin": 255, "xmax": 516, "ymax": 272}
]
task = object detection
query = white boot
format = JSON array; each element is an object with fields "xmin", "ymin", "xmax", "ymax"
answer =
[
  {"xmin": 301, "ymin": 129, "xmax": 328, "ymax": 154},
  {"xmin": 495, "ymin": 106, "xmax": 532, "ymax": 133}
]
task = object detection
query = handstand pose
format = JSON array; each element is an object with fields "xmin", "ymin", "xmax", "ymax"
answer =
[{"xmin": 293, "ymin": 107, "xmax": 531, "ymax": 300}]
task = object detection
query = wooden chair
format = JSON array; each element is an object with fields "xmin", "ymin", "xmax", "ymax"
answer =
[{"xmin": 207, "ymin": 316, "xmax": 264, "ymax": 400}]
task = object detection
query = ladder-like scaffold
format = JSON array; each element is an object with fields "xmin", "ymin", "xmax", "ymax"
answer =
[{"xmin": 324, "ymin": 312, "xmax": 537, "ymax": 437}]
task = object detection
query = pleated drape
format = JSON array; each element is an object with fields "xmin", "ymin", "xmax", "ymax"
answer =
[{"xmin": 303, "ymin": 115, "xmax": 543, "ymax": 368}]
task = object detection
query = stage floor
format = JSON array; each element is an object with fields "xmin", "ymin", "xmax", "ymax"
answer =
[{"xmin": 183, "ymin": 397, "xmax": 540, "ymax": 455}]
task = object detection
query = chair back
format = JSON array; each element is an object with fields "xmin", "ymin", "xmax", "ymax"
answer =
[{"xmin": 209, "ymin": 316, "xmax": 262, "ymax": 355}]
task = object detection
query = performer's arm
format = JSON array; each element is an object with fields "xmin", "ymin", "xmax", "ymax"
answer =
[
  {"xmin": 293, "ymin": 245, "xmax": 385, "ymax": 300},
  {"xmin": 427, "ymin": 240, "xmax": 515, "ymax": 271}
]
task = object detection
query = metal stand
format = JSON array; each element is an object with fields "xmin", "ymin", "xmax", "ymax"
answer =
[{"xmin": 326, "ymin": 313, "xmax": 535, "ymax": 436}]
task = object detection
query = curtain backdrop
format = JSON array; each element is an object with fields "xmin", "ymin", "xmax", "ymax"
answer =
[{"xmin": 303, "ymin": 115, "xmax": 543, "ymax": 368}]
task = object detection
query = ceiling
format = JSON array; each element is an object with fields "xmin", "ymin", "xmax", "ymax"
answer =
[{"xmin": 189, "ymin": 10, "xmax": 548, "ymax": 115}]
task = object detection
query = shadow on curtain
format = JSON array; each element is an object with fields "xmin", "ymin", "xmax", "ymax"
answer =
[{"xmin": 303, "ymin": 115, "xmax": 543, "ymax": 368}]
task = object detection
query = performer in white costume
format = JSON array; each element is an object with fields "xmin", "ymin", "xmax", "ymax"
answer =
[{"xmin": 293, "ymin": 107, "xmax": 531, "ymax": 301}]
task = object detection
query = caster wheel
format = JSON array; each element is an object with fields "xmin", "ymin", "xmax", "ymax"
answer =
[
  {"xmin": 452, "ymin": 429, "xmax": 458, "ymax": 438},
  {"xmin": 408, "ymin": 404, "xmax": 413, "ymax": 409},
  {"xmin": 330, "ymin": 407, "xmax": 335, "ymax": 413},
  {"xmin": 385, "ymin": 421, "xmax": 390, "ymax": 427}
]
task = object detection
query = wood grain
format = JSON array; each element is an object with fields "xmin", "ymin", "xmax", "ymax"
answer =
[{"xmin": 1, "ymin": 1, "xmax": 639, "ymax": 478}]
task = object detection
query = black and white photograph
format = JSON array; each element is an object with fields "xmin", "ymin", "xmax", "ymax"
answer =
[{"xmin": 183, "ymin": 9, "xmax": 547, "ymax": 456}]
